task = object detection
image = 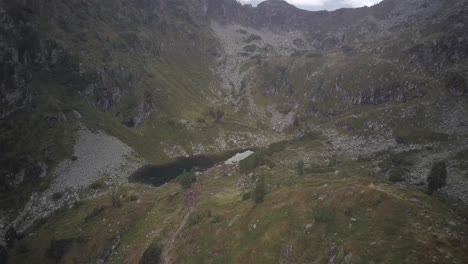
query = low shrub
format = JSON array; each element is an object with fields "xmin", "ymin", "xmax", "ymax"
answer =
[
  {"xmin": 187, "ymin": 213, "xmax": 202, "ymax": 226},
  {"xmin": 140, "ymin": 243, "xmax": 162, "ymax": 264},
  {"xmin": 176, "ymin": 170, "xmax": 196, "ymax": 189},
  {"xmin": 388, "ymin": 168, "xmax": 406, "ymax": 182},
  {"xmin": 389, "ymin": 153, "xmax": 414, "ymax": 167},
  {"xmin": 242, "ymin": 192, "xmax": 252, "ymax": 201},
  {"xmin": 304, "ymin": 165, "xmax": 336, "ymax": 174},
  {"xmin": 112, "ymin": 195, "xmax": 123, "ymax": 208},
  {"xmin": 84, "ymin": 207, "xmax": 105, "ymax": 222},
  {"xmin": 73, "ymin": 200, "xmax": 85, "ymax": 209},
  {"xmin": 312, "ymin": 207, "xmax": 336, "ymax": 223},
  {"xmin": 45, "ymin": 238, "xmax": 75, "ymax": 262},
  {"xmin": 239, "ymin": 152, "xmax": 269, "ymax": 173},
  {"xmin": 16, "ymin": 244, "xmax": 29, "ymax": 254},
  {"xmin": 265, "ymin": 141, "xmax": 286, "ymax": 156},
  {"xmin": 239, "ymin": 154, "xmax": 258, "ymax": 173},
  {"xmin": 253, "ymin": 177, "xmax": 266, "ymax": 204},
  {"xmin": 427, "ymin": 161, "xmax": 447, "ymax": 194},
  {"xmin": 128, "ymin": 194, "xmax": 139, "ymax": 201},
  {"xmin": 393, "ymin": 128, "xmax": 448, "ymax": 145},
  {"xmin": 90, "ymin": 179, "xmax": 107, "ymax": 191},
  {"xmin": 210, "ymin": 215, "xmax": 223, "ymax": 224}
]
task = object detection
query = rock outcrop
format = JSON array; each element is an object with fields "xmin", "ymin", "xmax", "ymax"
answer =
[{"xmin": 122, "ymin": 94, "xmax": 154, "ymax": 128}]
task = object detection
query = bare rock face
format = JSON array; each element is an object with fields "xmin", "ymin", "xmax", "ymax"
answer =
[
  {"xmin": 0, "ymin": 6, "xmax": 35, "ymax": 119},
  {"xmin": 95, "ymin": 86, "xmax": 125, "ymax": 112},
  {"xmin": 0, "ymin": 3, "xmax": 94, "ymax": 119},
  {"xmin": 1, "ymin": 153, "xmax": 48, "ymax": 191},
  {"xmin": 122, "ymin": 95, "xmax": 154, "ymax": 128}
]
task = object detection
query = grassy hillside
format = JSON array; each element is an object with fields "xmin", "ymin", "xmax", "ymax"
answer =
[{"xmin": 7, "ymin": 141, "xmax": 468, "ymax": 263}]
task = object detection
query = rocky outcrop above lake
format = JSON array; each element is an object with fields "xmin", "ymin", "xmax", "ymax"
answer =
[{"xmin": 6, "ymin": 127, "xmax": 142, "ymax": 233}]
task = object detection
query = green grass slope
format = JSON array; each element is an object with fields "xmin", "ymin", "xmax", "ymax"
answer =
[{"xmin": 8, "ymin": 144, "xmax": 468, "ymax": 263}]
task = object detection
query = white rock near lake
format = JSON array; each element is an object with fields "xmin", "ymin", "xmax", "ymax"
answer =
[{"xmin": 224, "ymin": 150, "xmax": 255, "ymax": 165}]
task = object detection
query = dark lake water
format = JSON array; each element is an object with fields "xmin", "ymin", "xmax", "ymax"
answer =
[
  {"xmin": 128, "ymin": 148, "xmax": 252, "ymax": 186},
  {"xmin": 128, "ymin": 136, "xmax": 309, "ymax": 186}
]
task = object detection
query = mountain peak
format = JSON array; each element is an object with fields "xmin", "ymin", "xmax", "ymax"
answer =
[{"xmin": 257, "ymin": 0, "xmax": 298, "ymax": 11}]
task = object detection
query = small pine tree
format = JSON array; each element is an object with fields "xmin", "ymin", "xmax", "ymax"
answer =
[
  {"xmin": 176, "ymin": 170, "xmax": 196, "ymax": 189},
  {"xmin": 253, "ymin": 177, "xmax": 266, "ymax": 204},
  {"xmin": 297, "ymin": 160, "xmax": 304, "ymax": 176},
  {"xmin": 427, "ymin": 161, "xmax": 447, "ymax": 194}
]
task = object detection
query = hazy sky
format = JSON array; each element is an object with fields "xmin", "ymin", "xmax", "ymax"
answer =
[{"xmin": 238, "ymin": 0, "xmax": 382, "ymax": 11}]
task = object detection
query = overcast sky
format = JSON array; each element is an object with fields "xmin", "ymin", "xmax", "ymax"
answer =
[{"xmin": 238, "ymin": 0, "xmax": 382, "ymax": 11}]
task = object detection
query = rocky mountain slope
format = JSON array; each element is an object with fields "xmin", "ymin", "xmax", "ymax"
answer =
[{"xmin": 1, "ymin": 0, "xmax": 468, "ymax": 262}]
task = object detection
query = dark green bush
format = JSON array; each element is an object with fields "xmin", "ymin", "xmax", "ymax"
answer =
[
  {"xmin": 389, "ymin": 168, "xmax": 406, "ymax": 182},
  {"xmin": 112, "ymin": 195, "xmax": 123, "ymax": 208},
  {"xmin": 242, "ymin": 192, "xmax": 251, "ymax": 201},
  {"xmin": 304, "ymin": 164, "xmax": 336, "ymax": 174},
  {"xmin": 265, "ymin": 141, "xmax": 286, "ymax": 155},
  {"xmin": 176, "ymin": 170, "xmax": 196, "ymax": 189},
  {"xmin": 73, "ymin": 200, "xmax": 85, "ymax": 209},
  {"xmin": 239, "ymin": 154, "xmax": 258, "ymax": 173},
  {"xmin": 389, "ymin": 154, "xmax": 414, "ymax": 167},
  {"xmin": 45, "ymin": 238, "xmax": 75, "ymax": 262},
  {"xmin": 187, "ymin": 213, "xmax": 202, "ymax": 226},
  {"xmin": 312, "ymin": 207, "xmax": 336, "ymax": 223},
  {"xmin": 90, "ymin": 179, "xmax": 107, "ymax": 191},
  {"xmin": 128, "ymin": 194, "xmax": 139, "ymax": 201},
  {"xmin": 140, "ymin": 243, "xmax": 162, "ymax": 264},
  {"xmin": 427, "ymin": 161, "xmax": 447, "ymax": 194},
  {"xmin": 300, "ymin": 129, "xmax": 323, "ymax": 141},
  {"xmin": 239, "ymin": 152, "xmax": 269, "ymax": 173},
  {"xmin": 253, "ymin": 178, "xmax": 266, "ymax": 204},
  {"xmin": 393, "ymin": 128, "xmax": 448, "ymax": 145},
  {"xmin": 16, "ymin": 244, "xmax": 29, "ymax": 254},
  {"xmin": 210, "ymin": 215, "xmax": 223, "ymax": 224}
]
